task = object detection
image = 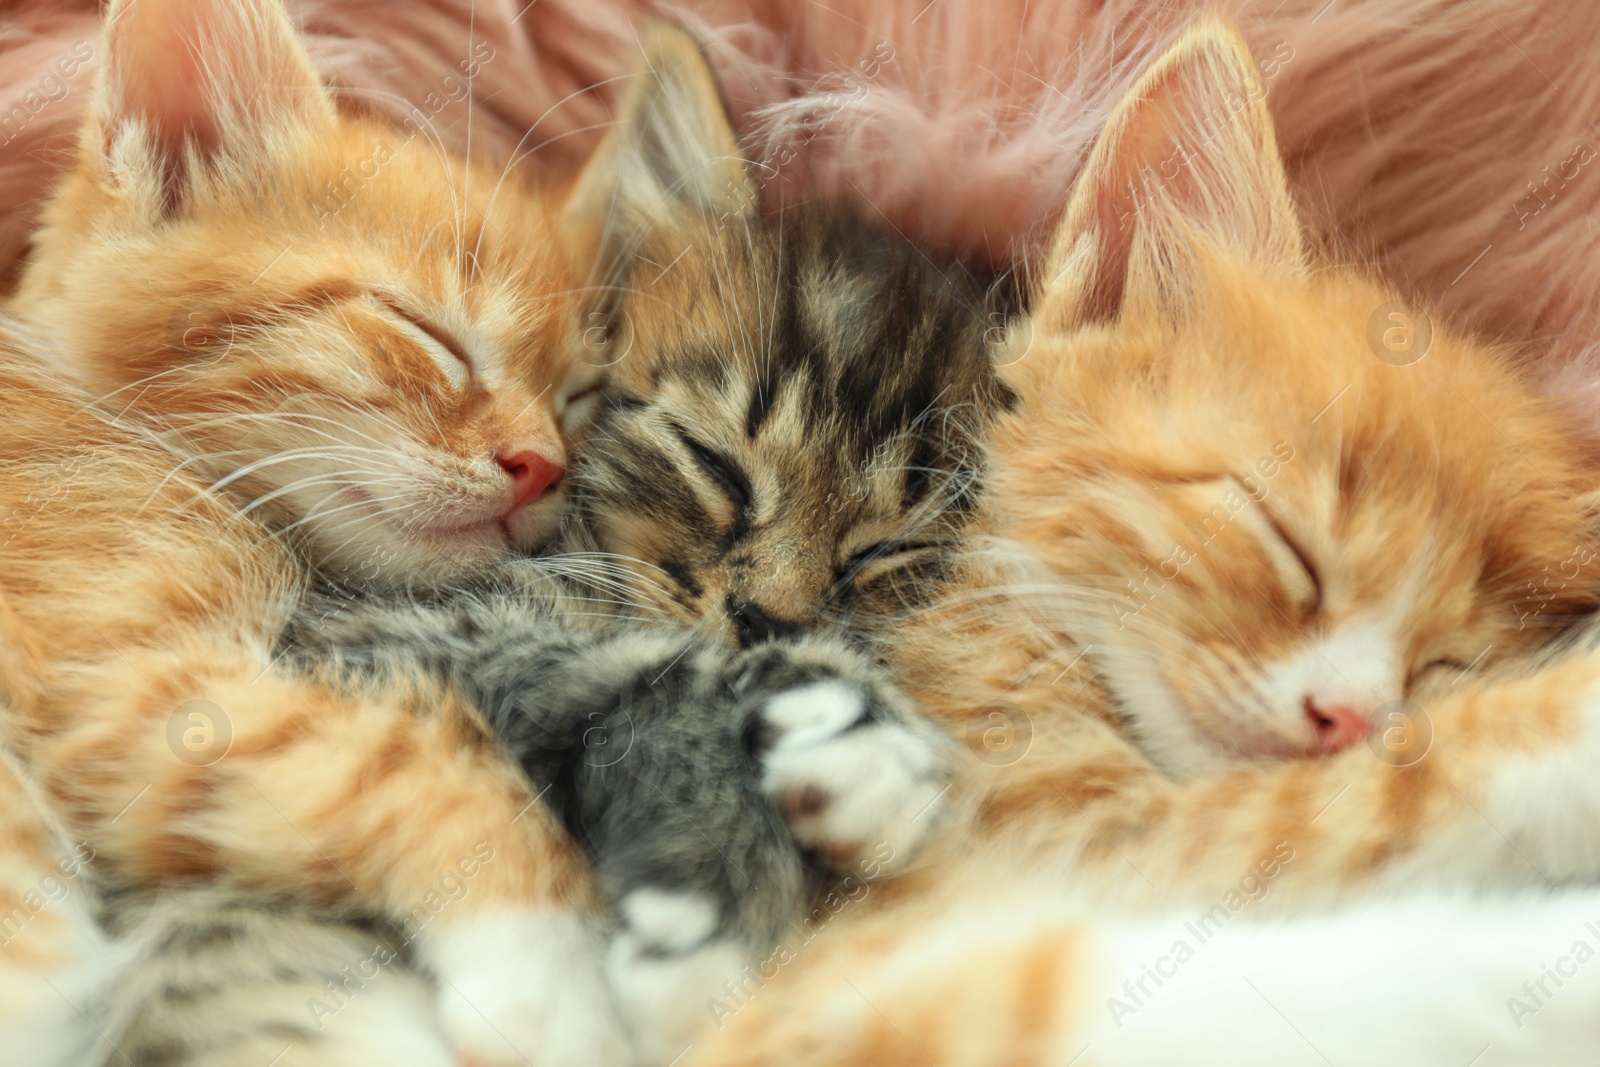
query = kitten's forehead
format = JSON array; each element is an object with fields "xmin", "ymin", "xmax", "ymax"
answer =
[{"xmin": 632, "ymin": 209, "xmax": 1009, "ymax": 461}]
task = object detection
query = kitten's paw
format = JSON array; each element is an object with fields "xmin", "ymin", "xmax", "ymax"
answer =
[
  {"xmin": 754, "ymin": 674, "xmax": 948, "ymax": 875},
  {"xmin": 606, "ymin": 889, "xmax": 748, "ymax": 1065},
  {"xmin": 421, "ymin": 908, "xmax": 631, "ymax": 1067}
]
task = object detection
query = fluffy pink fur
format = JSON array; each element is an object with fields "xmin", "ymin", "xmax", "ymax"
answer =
[{"xmin": 5, "ymin": 0, "xmax": 1600, "ymax": 432}]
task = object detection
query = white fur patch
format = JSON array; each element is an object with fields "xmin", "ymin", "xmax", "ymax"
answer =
[
  {"xmin": 759, "ymin": 680, "xmax": 945, "ymax": 872},
  {"xmin": 280, "ymin": 977, "xmax": 459, "ymax": 1067},
  {"xmin": 419, "ymin": 908, "xmax": 631, "ymax": 1067},
  {"xmin": 1259, "ymin": 620, "xmax": 1400, "ymax": 725},
  {"xmin": 1482, "ymin": 665, "xmax": 1600, "ymax": 883},
  {"xmin": 607, "ymin": 927, "xmax": 747, "ymax": 1066},
  {"xmin": 761, "ymin": 681, "xmax": 865, "ymax": 749},
  {"xmin": 1074, "ymin": 892, "xmax": 1600, "ymax": 1064},
  {"xmin": 618, "ymin": 889, "xmax": 719, "ymax": 955}
]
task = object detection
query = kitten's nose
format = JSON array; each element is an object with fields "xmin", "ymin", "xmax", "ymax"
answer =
[
  {"xmin": 496, "ymin": 450, "xmax": 564, "ymax": 514},
  {"xmin": 728, "ymin": 599, "xmax": 803, "ymax": 647},
  {"xmin": 1304, "ymin": 699, "xmax": 1370, "ymax": 754}
]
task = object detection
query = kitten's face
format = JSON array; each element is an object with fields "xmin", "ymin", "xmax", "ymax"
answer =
[
  {"xmin": 568, "ymin": 212, "xmax": 1007, "ymax": 646},
  {"xmin": 1002, "ymin": 275, "xmax": 1600, "ymax": 777},
  {"xmin": 18, "ymin": 0, "xmax": 583, "ymax": 588},
  {"xmin": 555, "ymin": 29, "xmax": 1008, "ymax": 647},
  {"xmin": 996, "ymin": 19, "xmax": 1600, "ymax": 779}
]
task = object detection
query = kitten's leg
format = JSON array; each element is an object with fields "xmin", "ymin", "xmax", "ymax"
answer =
[
  {"xmin": 736, "ymin": 638, "xmax": 952, "ymax": 876},
  {"xmin": 14, "ymin": 650, "xmax": 628, "ymax": 1067},
  {"xmin": 0, "ymin": 749, "xmax": 114, "ymax": 1067},
  {"xmin": 294, "ymin": 603, "xmax": 778, "ymax": 1064},
  {"xmin": 576, "ymin": 637, "xmax": 951, "ymax": 1063},
  {"xmin": 914, "ymin": 631, "xmax": 1600, "ymax": 905},
  {"xmin": 91, "ymin": 889, "xmax": 455, "ymax": 1067}
]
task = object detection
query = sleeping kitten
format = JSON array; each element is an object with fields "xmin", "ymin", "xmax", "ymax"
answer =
[{"xmin": 14, "ymin": 0, "xmax": 580, "ymax": 588}]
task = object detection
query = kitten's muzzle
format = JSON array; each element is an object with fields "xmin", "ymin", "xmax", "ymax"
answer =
[{"xmin": 497, "ymin": 450, "xmax": 565, "ymax": 515}]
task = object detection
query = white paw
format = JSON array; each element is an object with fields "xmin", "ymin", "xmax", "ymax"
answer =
[
  {"xmin": 607, "ymin": 890, "xmax": 748, "ymax": 1066},
  {"xmin": 758, "ymin": 680, "xmax": 947, "ymax": 874},
  {"xmin": 420, "ymin": 908, "xmax": 632, "ymax": 1067}
]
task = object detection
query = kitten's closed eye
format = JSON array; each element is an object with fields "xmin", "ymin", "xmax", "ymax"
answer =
[
  {"xmin": 837, "ymin": 541, "xmax": 943, "ymax": 590},
  {"xmin": 673, "ymin": 424, "xmax": 752, "ymax": 510},
  {"xmin": 1256, "ymin": 498, "xmax": 1322, "ymax": 616},
  {"xmin": 374, "ymin": 293, "xmax": 473, "ymax": 390},
  {"xmin": 558, "ymin": 375, "xmax": 610, "ymax": 435},
  {"xmin": 1410, "ymin": 657, "xmax": 1476, "ymax": 688}
]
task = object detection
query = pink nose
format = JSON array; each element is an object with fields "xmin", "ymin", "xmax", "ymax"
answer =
[
  {"xmin": 1304, "ymin": 699, "xmax": 1370, "ymax": 754},
  {"xmin": 496, "ymin": 450, "xmax": 564, "ymax": 514}
]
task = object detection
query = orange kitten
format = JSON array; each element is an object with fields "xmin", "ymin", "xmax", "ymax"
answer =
[
  {"xmin": 14, "ymin": 0, "xmax": 588, "ymax": 586},
  {"xmin": 992, "ymin": 88, "xmax": 1600, "ymax": 778}
]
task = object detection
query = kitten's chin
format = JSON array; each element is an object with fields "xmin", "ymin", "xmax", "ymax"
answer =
[
  {"xmin": 383, "ymin": 490, "xmax": 567, "ymax": 585},
  {"xmin": 500, "ymin": 490, "xmax": 566, "ymax": 554}
]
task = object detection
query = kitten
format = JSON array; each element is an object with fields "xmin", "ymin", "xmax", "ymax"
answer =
[
  {"xmin": 0, "ymin": 3, "xmax": 942, "ymax": 1065},
  {"xmin": 553, "ymin": 30, "xmax": 1016, "ymax": 649},
  {"xmin": 14, "ymin": 0, "xmax": 581, "ymax": 588}
]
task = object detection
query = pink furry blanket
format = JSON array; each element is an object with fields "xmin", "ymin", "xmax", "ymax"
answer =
[{"xmin": 5, "ymin": 0, "xmax": 1600, "ymax": 430}]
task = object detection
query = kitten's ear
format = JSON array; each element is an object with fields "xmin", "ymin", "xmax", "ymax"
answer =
[
  {"xmin": 565, "ymin": 23, "xmax": 759, "ymax": 253},
  {"xmin": 1038, "ymin": 16, "xmax": 1304, "ymax": 328},
  {"xmin": 91, "ymin": 0, "xmax": 335, "ymax": 213}
]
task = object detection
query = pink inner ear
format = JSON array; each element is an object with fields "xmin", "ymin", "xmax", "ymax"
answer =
[
  {"xmin": 1077, "ymin": 64, "xmax": 1230, "ymax": 324},
  {"xmin": 1081, "ymin": 179, "xmax": 1133, "ymax": 325},
  {"xmin": 106, "ymin": 0, "xmax": 221, "ymax": 166}
]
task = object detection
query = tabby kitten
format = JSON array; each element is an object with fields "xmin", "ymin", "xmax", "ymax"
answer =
[{"xmin": 0, "ymin": 3, "xmax": 933, "ymax": 1065}]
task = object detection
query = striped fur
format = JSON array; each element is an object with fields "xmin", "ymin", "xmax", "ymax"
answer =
[
  {"xmin": 10, "ymin": 7, "xmax": 1600, "ymax": 1065},
  {"xmin": 0, "ymin": 746, "xmax": 112, "ymax": 1067}
]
